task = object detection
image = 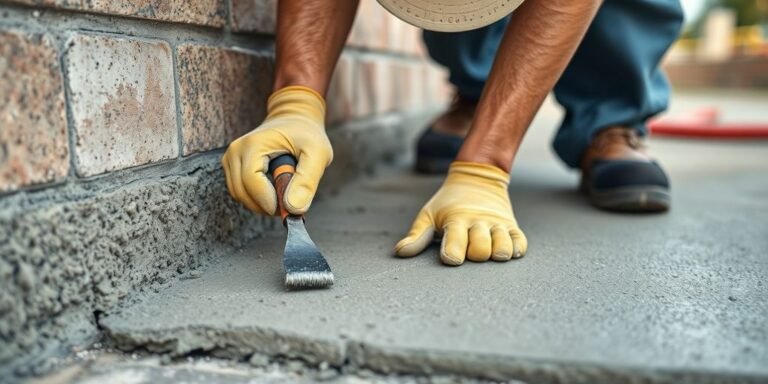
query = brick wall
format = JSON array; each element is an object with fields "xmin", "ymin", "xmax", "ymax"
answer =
[
  {"xmin": 0, "ymin": 0, "xmax": 449, "ymax": 376},
  {"xmin": 664, "ymin": 56, "xmax": 768, "ymax": 89},
  {"xmin": 0, "ymin": 0, "xmax": 449, "ymax": 192}
]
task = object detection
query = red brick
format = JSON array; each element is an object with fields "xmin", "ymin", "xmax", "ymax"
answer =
[
  {"xmin": 177, "ymin": 45, "xmax": 274, "ymax": 155},
  {"xmin": 399, "ymin": 24, "xmax": 427, "ymax": 57},
  {"xmin": 9, "ymin": 0, "xmax": 226, "ymax": 27},
  {"xmin": 348, "ymin": 0, "xmax": 389, "ymax": 51},
  {"xmin": 0, "ymin": 29, "xmax": 69, "ymax": 192},
  {"xmin": 386, "ymin": 15, "xmax": 422, "ymax": 55},
  {"xmin": 348, "ymin": 0, "xmax": 427, "ymax": 56},
  {"xmin": 354, "ymin": 57, "xmax": 397, "ymax": 117},
  {"xmin": 326, "ymin": 54, "xmax": 356, "ymax": 125},
  {"xmin": 391, "ymin": 61, "xmax": 423, "ymax": 112},
  {"xmin": 231, "ymin": 0, "xmax": 276, "ymax": 34},
  {"xmin": 65, "ymin": 34, "xmax": 177, "ymax": 177}
]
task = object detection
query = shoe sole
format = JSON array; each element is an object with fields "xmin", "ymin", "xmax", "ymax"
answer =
[
  {"xmin": 590, "ymin": 186, "xmax": 670, "ymax": 212},
  {"xmin": 415, "ymin": 156, "xmax": 453, "ymax": 174}
]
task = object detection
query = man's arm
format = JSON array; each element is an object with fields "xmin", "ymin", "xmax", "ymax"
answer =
[
  {"xmin": 396, "ymin": 1, "xmax": 602, "ymax": 265},
  {"xmin": 274, "ymin": 0, "xmax": 360, "ymax": 94},
  {"xmin": 222, "ymin": 0, "xmax": 358, "ymax": 216},
  {"xmin": 457, "ymin": 0, "xmax": 602, "ymax": 171}
]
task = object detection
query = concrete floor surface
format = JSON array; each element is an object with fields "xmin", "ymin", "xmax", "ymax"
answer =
[{"xmin": 98, "ymin": 94, "xmax": 768, "ymax": 383}]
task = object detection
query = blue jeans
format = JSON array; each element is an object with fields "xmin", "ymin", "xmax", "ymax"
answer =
[{"xmin": 423, "ymin": 0, "xmax": 684, "ymax": 168}]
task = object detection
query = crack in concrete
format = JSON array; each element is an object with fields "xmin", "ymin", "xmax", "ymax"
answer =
[{"xmin": 99, "ymin": 321, "xmax": 767, "ymax": 384}]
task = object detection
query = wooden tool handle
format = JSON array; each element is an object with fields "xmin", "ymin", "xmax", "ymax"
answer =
[{"xmin": 268, "ymin": 154, "xmax": 299, "ymax": 223}]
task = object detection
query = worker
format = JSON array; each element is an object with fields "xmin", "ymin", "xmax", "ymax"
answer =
[{"xmin": 221, "ymin": 0, "xmax": 683, "ymax": 266}]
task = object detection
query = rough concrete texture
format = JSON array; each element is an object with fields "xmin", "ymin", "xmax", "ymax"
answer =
[
  {"xmin": 0, "ymin": 28, "xmax": 68, "ymax": 192},
  {"xmin": 28, "ymin": 350, "xmax": 511, "ymax": 384},
  {"xmin": 0, "ymin": 154, "xmax": 274, "ymax": 378},
  {"xmin": 64, "ymin": 33, "xmax": 178, "ymax": 177},
  {"xmin": 177, "ymin": 44, "xmax": 274, "ymax": 155},
  {"xmin": 8, "ymin": 0, "xmax": 227, "ymax": 27},
  {"xmin": 230, "ymin": 0, "xmax": 276, "ymax": 34},
  {"xmin": 100, "ymin": 98, "xmax": 768, "ymax": 383},
  {"xmin": 0, "ymin": 111, "xmax": 434, "ymax": 380}
]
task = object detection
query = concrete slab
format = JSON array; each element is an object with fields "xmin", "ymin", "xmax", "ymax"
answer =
[
  {"xmin": 29, "ymin": 351, "xmax": 508, "ymax": 384},
  {"xmin": 100, "ymin": 97, "xmax": 768, "ymax": 383}
]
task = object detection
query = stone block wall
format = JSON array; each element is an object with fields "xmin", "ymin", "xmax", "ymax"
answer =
[{"xmin": 0, "ymin": 0, "xmax": 449, "ymax": 376}]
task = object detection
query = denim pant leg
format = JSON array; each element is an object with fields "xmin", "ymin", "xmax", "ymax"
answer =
[
  {"xmin": 422, "ymin": 17, "xmax": 509, "ymax": 101},
  {"xmin": 553, "ymin": 0, "xmax": 684, "ymax": 168}
]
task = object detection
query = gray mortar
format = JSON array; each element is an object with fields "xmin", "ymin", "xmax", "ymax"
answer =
[
  {"xmin": 0, "ymin": 110, "xmax": 437, "ymax": 380},
  {"xmin": 0, "ymin": 153, "xmax": 274, "ymax": 377},
  {"xmin": 0, "ymin": 3, "xmax": 424, "ymax": 67}
]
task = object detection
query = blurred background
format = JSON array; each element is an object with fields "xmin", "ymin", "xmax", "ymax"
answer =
[
  {"xmin": 658, "ymin": 0, "xmax": 768, "ymax": 134},
  {"xmin": 1, "ymin": 1, "xmax": 766, "ymax": 382}
]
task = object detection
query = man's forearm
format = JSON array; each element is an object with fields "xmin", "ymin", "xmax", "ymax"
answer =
[
  {"xmin": 456, "ymin": 0, "xmax": 601, "ymax": 171},
  {"xmin": 274, "ymin": 0, "xmax": 359, "ymax": 95}
]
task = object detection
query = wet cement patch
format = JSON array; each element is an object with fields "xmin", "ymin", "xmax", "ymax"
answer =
[{"xmin": 99, "ymin": 137, "xmax": 768, "ymax": 383}]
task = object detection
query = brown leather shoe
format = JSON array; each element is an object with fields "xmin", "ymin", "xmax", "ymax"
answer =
[
  {"xmin": 430, "ymin": 95, "xmax": 476, "ymax": 137},
  {"xmin": 580, "ymin": 127, "xmax": 670, "ymax": 212},
  {"xmin": 415, "ymin": 95, "xmax": 476, "ymax": 174}
]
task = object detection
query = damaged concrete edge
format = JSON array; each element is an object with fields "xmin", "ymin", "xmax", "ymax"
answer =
[
  {"xmin": 95, "ymin": 321, "xmax": 767, "ymax": 384},
  {"xmin": 0, "ymin": 110, "xmax": 435, "ymax": 379},
  {"xmin": 101, "ymin": 323, "xmax": 346, "ymax": 366},
  {"xmin": 0, "ymin": 152, "xmax": 274, "ymax": 377},
  {"xmin": 349, "ymin": 343, "xmax": 767, "ymax": 384}
]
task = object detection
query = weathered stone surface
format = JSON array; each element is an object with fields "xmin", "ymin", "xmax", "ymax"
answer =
[
  {"xmin": 0, "ymin": 154, "xmax": 274, "ymax": 378},
  {"xmin": 231, "ymin": 0, "xmax": 276, "ymax": 34},
  {"xmin": 8, "ymin": 0, "xmax": 226, "ymax": 27},
  {"xmin": 176, "ymin": 45, "xmax": 273, "ymax": 155},
  {"xmin": 65, "ymin": 34, "xmax": 177, "ymax": 177},
  {"xmin": 0, "ymin": 29, "xmax": 69, "ymax": 192}
]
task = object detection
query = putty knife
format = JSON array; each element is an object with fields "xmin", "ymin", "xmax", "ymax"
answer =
[{"xmin": 269, "ymin": 154, "xmax": 334, "ymax": 290}]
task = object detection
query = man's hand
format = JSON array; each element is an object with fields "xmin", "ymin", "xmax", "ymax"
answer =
[
  {"xmin": 395, "ymin": 162, "xmax": 527, "ymax": 265},
  {"xmin": 222, "ymin": 86, "xmax": 332, "ymax": 216}
]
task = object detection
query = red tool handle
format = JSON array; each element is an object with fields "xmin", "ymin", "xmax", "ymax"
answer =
[{"xmin": 269, "ymin": 154, "xmax": 299, "ymax": 223}]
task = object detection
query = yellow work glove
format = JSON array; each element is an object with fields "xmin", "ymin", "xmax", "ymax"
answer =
[
  {"xmin": 221, "ymin": 86, "xmax": 332, "ymax": 215},
  {"xmin": 395, "ymin": 162, "xmax": 528, "ymax": 265}
]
